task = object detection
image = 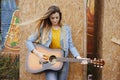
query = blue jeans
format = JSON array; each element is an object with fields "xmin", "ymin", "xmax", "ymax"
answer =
[
  {"xmin": 1, "ymin": 0, "xmax": 17, "ymax": 48},
  {"xmin": 45, "ymin": 62, "xmax": 69, "ymax": 80},
  {"xmin": 1, "ymin": 24, "xmax": 11, "ymax": 48}
]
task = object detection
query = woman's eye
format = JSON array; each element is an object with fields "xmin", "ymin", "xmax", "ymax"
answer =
[{"xmin": 51, "ymin": 17, "xmax": 54, "ymax": 19}]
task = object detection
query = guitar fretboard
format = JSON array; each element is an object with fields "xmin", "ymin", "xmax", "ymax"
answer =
[{"xmin": 56, "ymin": 57, "xmax": 91, "ymax": 63}]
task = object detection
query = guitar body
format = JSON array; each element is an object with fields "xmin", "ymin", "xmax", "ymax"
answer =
[{"xmin": 26, "ymin": 45, "xmax": 64, "ymax": 73}]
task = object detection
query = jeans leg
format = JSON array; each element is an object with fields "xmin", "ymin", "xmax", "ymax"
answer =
[
  {"xmin": 1, "ymin": 24, "xmax": 10, "ymax": 48},
  {"xmin": 1, "ymin": 0, "xmax": 17, "ymax": 48},
  {"xmin": 45, "ymin": 70, "xmax": 57, "ymax": 80},
  {"xmin": 1, "ymin": 11, "xmax": 13, "ymax": 48},
  {"xmin": 0, "ymin": 32, "xmax": 2, "ymax": 50},
  {"xmin": 58, "ymin": 62, "xmax": 69, "ymax": 80},
  {"xmin": 1, "ymin": 24, "xmax": 10, "ymax": 47}
]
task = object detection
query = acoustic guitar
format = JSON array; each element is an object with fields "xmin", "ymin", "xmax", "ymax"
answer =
[{"xmin": 26, "ymin": 45, "xmax": 105, "ymax": 73}]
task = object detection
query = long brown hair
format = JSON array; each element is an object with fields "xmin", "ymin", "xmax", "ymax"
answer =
[{"xmin": 36, "ymin": 5, "xmax": 62, "ymax": 44}]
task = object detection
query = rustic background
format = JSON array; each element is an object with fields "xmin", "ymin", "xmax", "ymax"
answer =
[
  {"xmin": 19, "ymin": 0, "xmax": 120, "ymax": 80},
  {"xmin": 95, "ymin": 0, "xmax": 120, "ymax": 80},
  {"xmin": 101, "ymin": 0, "xmax": 120, "ymax": 80},
  {"xmin": 19, "ymin": 0, "xmax": 85, "ymax": 80}
]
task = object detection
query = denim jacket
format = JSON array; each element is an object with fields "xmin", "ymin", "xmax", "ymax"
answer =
[{"xmin": 26, "ymin": 25, "xmax": 80, "ymax": 57}]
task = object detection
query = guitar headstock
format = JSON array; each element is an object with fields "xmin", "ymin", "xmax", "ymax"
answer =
[{"xmin": 91, "ymin": 58, "xmax": 105, "ymax": 68}]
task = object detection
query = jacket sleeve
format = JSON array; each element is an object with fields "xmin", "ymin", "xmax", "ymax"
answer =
[
  {"xmin": 68, "ymin": 27, "xmax": 80, "ymax": 57},
  {"xmin": 26, "ymin": 31, "xmax": 38, "ymax": 52}
]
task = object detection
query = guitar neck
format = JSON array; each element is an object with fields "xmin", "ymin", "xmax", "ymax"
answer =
[{"xmin": 56, "ymin": 57, "xmax": 91, "ymax": 63}]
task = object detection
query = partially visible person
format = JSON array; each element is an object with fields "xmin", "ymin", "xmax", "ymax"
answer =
[{"xmin": 1, "ymin": 0, "xmax": 18, "ymax": 50}]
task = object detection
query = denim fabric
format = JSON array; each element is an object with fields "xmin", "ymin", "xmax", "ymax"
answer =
[
  {"xmin": 1, "ymin": 24, "xmax": 11, "ymax": 48},
  {"xmin": 1, "ymin": 0, "xmax": 17, "ymax": 48},
  {"xmin": 1, "ymin": 0, "xmax": 17, "ymax": 11},
  {"xmin": 45, "ymin": 62, "xmax": 69, "ymax": 80}
]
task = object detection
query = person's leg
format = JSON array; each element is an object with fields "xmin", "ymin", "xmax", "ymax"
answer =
[
  {"xmin": 1, "ymin": 24, "xmax": 10, "ymax": 48},
  {"xmin": 58, "ymin": 62, "xmax": 69, "ymax": 80},
  {"xmin": 0, "ymin": 33, "xmax": 2, "ymax": 51},
  {"xmin": 45, "ymin": 70, "xmax": 57, "ymax": 80},
  {"xmin": 1, "ymin": 0, "xmax": 17, "ymax": 49}
]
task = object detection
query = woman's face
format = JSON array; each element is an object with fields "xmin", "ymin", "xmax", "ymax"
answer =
[{"xmin": 50, "ymin": 12, "xmax": 60, "ymax": 26}]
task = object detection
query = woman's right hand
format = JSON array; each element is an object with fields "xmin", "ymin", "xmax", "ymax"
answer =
[{"xmin": 32, "ymin": 49, "xmax": 43, "ymax": 59}]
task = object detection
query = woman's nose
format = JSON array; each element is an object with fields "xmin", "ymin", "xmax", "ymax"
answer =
[{"xmin": 53, "ymin": 19, "xmax": 57, "ymax": 22}]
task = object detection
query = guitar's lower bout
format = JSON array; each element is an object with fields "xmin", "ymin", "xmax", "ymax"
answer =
[{"xmin": 26, "ymin": 45, "xmax": 64, "ymax": 73}]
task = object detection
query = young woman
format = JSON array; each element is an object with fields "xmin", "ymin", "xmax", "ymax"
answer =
[{"xmin": 26, "ymin": 5, "xmax": 83, "ymax": 80}]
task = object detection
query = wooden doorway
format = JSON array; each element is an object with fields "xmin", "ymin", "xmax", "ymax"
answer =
[{"xmin": 87, "ymin": 0, "xmax": 103, "ymax": 80}]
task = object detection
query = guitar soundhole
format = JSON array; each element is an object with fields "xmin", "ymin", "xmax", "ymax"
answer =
[{"xmin": 49, "ymin": 55, "xmax": 57, "ymax": 64}]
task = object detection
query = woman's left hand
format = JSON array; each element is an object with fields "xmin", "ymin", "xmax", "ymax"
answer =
[{"xmin": 76, "ymin": 56, "xmax": 88, "ymax": 64}]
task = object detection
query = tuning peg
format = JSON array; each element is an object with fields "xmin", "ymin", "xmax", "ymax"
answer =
[
  {"xmin": 94, "ymin": 64, "xmax": 97, "ymax": 67},
  {"xmin": 94, "ymin": 58, "xmax": 97, "ymax": 60},
  {"xmin": 92, "ymin": 58, "xmax": 105, "ymax": 68},
  {"xmin": 100, "ymin": 66, "xmax": 103, "ymax": 68},
  {"xmin": 100, "ymin": 59, "xmax": 103, "ymax": 62},
  {"xmin": 97, "ymin": 65, "xmax": 100, "ymax": 67},
  {"xmin": 97, "ymin": 59, "xmax": 101, "ymax": 67}
]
